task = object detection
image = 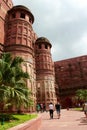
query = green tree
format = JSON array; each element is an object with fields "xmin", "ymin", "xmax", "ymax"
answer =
[
  {"xmin": 75, "ymin": 89, "xmax": 87, "ymax": 102},
  {"xmin": 0, "ymin": 52, "xmax": 33, "ymax": 111}
]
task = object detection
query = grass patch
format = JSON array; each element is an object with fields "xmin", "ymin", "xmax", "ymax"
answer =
[
  {"xmin": 72, "ymin": 107, "xmax": 83, "ymax": 111},
  {"xmin": 0, "ymin": 113, "xmax": 37, "ymax": 130}
]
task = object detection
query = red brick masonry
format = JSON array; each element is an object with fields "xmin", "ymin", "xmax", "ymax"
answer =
[{"xmin": 9, "ymin": 114, "xmax": 42, "ymax": 130}]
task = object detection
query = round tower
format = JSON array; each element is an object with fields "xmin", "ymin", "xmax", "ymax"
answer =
[
  {"xmin": 5, "ymin": 5, "xmax": 37, "ymax": 112},
  {"xmin": 0, "ymin": 0, "xmax": 13, "ymax": 54},
  {"xmin": 35, "ymin": 37, "xmax": 57, "ymax": 109},
  {"xmin": 5, "ymin": 5, "xmax": 34, "ymax": 48}
]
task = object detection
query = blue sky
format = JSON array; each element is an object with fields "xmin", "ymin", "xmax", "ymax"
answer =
[{"xmin": 13, "ymin": 0, "xmax": 87, "ymax": 61}]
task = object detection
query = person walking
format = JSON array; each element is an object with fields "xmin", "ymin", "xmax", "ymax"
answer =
[
  {"xmin": 36, "ymin": 103, "xmax": 41, "ymax": 113},
  {"xmin": 83, "ymin": 102, "xmax": 87, "ymax": 118},
  {"xmin": 43, "ymin": 104, "xmax": 46, "ymax": 112},
  {"xmin": 55, "ymin": 102, "xmax": 61, "ymax": 119},
  {"xmin": 49, "ymin": 102, "xmax": 54, "ymax": 119}
]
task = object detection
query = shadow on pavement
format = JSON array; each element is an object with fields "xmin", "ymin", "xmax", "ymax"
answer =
[{"xmin": 79, "ymin": 117, "xmax": 87, "ymax": 125}]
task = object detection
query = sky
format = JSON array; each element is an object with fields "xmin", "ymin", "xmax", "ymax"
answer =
[{"xmin": 12, "ymin": 0, "xmax": 87, "ymax": 61}]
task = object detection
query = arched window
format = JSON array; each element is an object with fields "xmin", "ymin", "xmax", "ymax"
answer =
[
  {"xmin": 12, "ymin": 13, "xmax": 16, "ymax": 18},
  {"xmin": 20, "ymin": 13, "xmax": 25, "ymax": 19},
  {"xmin": 39, "ymin": 44, "xmax": 41, "ymax": 49},
  {"xmin": 29, "ymin": 17, "xmax": 32, "ymax": 23},
  {"xmin": 45, "ymin": 44, "xmax": 48, "ymax": 49}
]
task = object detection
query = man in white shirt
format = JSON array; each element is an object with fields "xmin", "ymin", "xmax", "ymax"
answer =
[{"xmin": 49, "ymin": 102, "xmax": 54, "ymax": 119}]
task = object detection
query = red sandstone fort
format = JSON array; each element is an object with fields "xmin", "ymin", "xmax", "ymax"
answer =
[{"xmin": 0, "ymin": 0, "xmax": 87, "ymax": 111}]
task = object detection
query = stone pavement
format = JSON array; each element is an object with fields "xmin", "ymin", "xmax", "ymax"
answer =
[{"xmin": 39, "ymin": 109, "xmax": 87, "ymax": 130}]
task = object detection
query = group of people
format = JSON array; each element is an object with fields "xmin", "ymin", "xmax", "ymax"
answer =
[
  {"xmin": 36, "ymin": 103, "xmax": 46, "ymax": 113},
  {"xmin": 49, "ymin": 101, "xmax": 87, "ymax": 119},
  {"xmin": 36, "ymin": 101, "xmax": 87, "ymax": 119},
  {"xmin": 49, "ymin": 102, "xmax": 61, "ymax": 119},
  {"xmin": 36, "ymin": 102, "xmax": 61, "ymax": 119}
]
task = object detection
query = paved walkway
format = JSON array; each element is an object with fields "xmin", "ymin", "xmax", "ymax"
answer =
[{"xmin": 39, "ymin": 109, "xmax": 87, "ymax": 130}]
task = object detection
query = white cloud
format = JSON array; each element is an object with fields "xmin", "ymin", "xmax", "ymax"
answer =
[
  {"xmin": 73, "ymin": 33, "xmax": 87, "ymax": 54},
  {"xmin": 67, "ymin": 0, "xmax": 87, "ymax": 9}
]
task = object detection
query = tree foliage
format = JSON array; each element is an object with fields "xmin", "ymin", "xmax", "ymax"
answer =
[
  {"xmin": 0, "ymin": 52, "xmax": 33, "ymax": 111},
  {"xmin": 75, "ymin": 89, "xmax": 87, "ymax": 102}
]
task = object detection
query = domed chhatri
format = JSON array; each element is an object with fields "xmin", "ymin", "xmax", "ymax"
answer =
[
  {"xmin": 36, "ymin": 37, "xmax": 50, "ymax": 43},
  {"xmin": 36, "ymin": 37, "xmax": 52, "ymax": 48},
  {"xmin": 8, "ymin": 5, "xmax": 34, "ymax": 23}
]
